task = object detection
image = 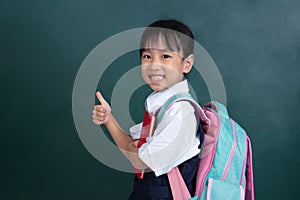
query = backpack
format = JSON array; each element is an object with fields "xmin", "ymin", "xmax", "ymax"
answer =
[{"xmin": 156, "ymin": 93, "xmax": 254, "ymax": 200}]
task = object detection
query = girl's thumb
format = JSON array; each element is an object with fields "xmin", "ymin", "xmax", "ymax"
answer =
[{"xmin": 96, "ymin": 91, "xmax": 106, "ymax": 105}]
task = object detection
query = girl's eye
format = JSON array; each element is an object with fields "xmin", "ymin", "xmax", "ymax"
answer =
[
  {"xmin": 162, "ymin": 54, "xmax": 171, "ymax": 59},
  {"xmin": 143, "ymin": 55, "xmax": 151, "ymax": 59}
]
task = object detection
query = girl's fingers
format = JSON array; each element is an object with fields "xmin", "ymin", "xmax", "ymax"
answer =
[
  {"xmin": 93, "ymin": 116, "xmax": 106, "ymax": 125},
  {"xmin": 94, "ymin": 111, "xmax": 106, "ymax": 118},
  {"xmin": 133, "ymin": 140, "xmax": 139, "ymax": 147},
  {"xmin": 94, "ymin": 105, "xmax": 107, "ymax": 113},
  {"xmin": 92, "ymin": 109, "xmax": 108, "ymax": 125},
  {"xmin": 93, "ymin": 118, "xmax": 100, "ymax": 125},
  {"xmin": 93, "ymin": 112, "xmax": 105, "ymax": 120}
]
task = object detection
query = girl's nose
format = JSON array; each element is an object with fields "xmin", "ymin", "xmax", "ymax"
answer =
[{"xmin": 149, "ymin": 63, "xmax": 163, "ymax": 72}]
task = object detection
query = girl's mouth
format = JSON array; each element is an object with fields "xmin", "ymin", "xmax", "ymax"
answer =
[{"xmin": 149, "ymin": 75, "xmax": 164, "ymax": 81}]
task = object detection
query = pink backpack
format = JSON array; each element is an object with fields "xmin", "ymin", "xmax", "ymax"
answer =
[{"xmin": 157, "ymin": 94, "xmax": 254, "ymax": 200}]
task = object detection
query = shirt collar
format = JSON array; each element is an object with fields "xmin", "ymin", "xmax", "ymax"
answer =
[{"xmin": 146, "ymin": 79, "xmax": 190, "ymax": 113}]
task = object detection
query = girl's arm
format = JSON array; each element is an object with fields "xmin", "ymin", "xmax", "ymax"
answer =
[{"xmin": 92, "ymin": 91, "xmax": 148, "ymax": 170}]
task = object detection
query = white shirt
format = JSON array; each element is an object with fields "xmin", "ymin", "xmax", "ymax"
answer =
[{"xmin": 129, "ymin": 80, "xmax": 200, "ymax": 176}]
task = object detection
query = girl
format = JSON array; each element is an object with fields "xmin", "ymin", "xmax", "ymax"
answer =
[{"xmin": 92, "ymin": 19, "xmax": 202, "ymax": 199}]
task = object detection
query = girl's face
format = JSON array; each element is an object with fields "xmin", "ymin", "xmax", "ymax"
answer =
[{"xmin": 141, "ymin": 42, "xmax": 193, "ymax": 91}]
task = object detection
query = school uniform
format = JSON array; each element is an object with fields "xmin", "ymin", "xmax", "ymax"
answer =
[{"xmin": 129, "ymin": 80, "xmax": 203, "ymax": 199}]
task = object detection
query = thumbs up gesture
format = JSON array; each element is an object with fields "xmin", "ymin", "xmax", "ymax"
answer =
[{"xmin": 92, "ymin": 91, "xmax": 112, "ymax": 125}]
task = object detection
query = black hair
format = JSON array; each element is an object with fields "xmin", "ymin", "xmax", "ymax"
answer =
[{"xmin": 140, "ymin": 19, "xmax": 194, "ymax": 58}]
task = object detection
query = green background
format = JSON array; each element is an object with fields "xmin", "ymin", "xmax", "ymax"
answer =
[{"xmin": 1, "ymin": 0, "xmax": 299, "ymax": 199}]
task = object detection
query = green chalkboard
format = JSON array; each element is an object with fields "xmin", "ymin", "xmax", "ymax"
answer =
[{"xmin": 1, "ymin": 0, "xmax": 299, "ymax": 199}]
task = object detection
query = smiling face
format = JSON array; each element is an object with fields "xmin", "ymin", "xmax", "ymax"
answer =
[{"xmin": 141, "ymin": 40, "xmax": 194, "ymax": 91}]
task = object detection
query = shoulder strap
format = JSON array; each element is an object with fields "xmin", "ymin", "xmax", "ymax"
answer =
[
  {"xmin": 156, "ymin": 93, "xmax": 210, "ymax": 126},
  {"xmin": 205, "ymin": 101, "xmax": 229, "ymax": 119},
  {"xmin": 167, "ymin": 167, "xmax": 192, "ymax": 200}
]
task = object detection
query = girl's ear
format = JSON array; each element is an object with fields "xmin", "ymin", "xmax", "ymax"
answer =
[{"xmin": 183, "ymin": 54, "xmax": 194, "ymax": 73}]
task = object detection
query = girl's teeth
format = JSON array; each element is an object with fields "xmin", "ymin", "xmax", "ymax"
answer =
[{"xmin": 150, "ymin": 75, "xmax": 163, "ymax": 80}]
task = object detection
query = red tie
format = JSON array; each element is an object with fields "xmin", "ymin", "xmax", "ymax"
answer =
[{"xmin": 135, "ymin": 111, "xmax": 156, "ymax": 179}]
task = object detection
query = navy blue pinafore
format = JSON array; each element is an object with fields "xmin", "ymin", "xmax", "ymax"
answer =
[
  {"xmin": 128, "ymin": 154, "xmax": 200, "ymax": 200},
  {"xmin": 128, "ymin": 125, "xmax": 204, "ymax": 200}
]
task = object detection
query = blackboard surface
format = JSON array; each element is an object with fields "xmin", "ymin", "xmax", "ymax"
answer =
[{"xmin": 1, "ymin": 0, "xmax": 299, "ymax": 199}]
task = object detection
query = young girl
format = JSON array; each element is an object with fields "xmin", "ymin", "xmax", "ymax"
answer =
[{"xmin": 92, "ymin": 19, "xmax": 202, "ymax": 199}]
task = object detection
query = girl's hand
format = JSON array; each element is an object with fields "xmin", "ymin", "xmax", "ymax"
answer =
[
  {"xmin": 126, "ymin": 140, "xmax": 148, "ymax": 170},
  {"xmin": 92, "ymin": 91, "xmax": 112, "ymax": 125},
  {"xmin": 127, "ymin": 140, "xmax": 139, "ymax": 152}
]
